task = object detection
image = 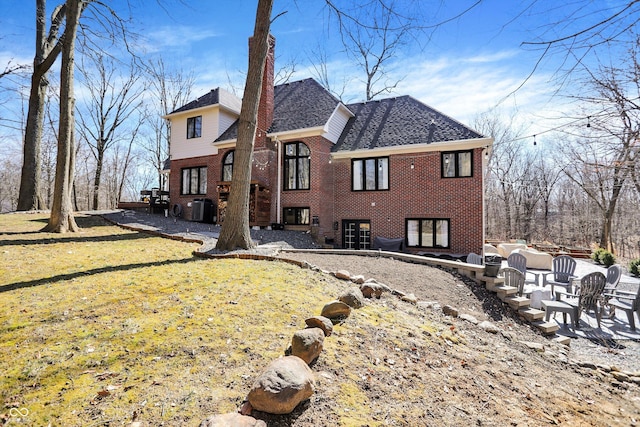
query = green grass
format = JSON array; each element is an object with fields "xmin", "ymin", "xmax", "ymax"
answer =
[{"xmin": 0, "ymin": 213, "xmax": 354, "ymax": 426}]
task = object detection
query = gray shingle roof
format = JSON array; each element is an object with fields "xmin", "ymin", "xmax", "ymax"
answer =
[
  {"xmin": 216, "ymin": 78, "xmax": 343, "ymax": 141},
  {"xmin": 332, "ymin": 96, "xmax": 484, "ymax": 152},
  {"xmin": 170, "ymin": 89, "xmax": 220, "ymax": 115}
]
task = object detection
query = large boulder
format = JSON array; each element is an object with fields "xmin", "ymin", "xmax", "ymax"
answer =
[
  {"xmin": 291, "ymin": 328, "xmax": 325, "ymax": 364},
  {"xmin": 320, "ymin": 300, "xmax": 351, "ymax": 321},
  {"xmin": 305, "ymin": 316, "xmax": 333, "ymax": 337},
  {"xmin": 247, "ymin": 356, "xmax": 315, "ymax": 414},
  {"xmin": 338, "ymin": 287, "xmax": 365, "ymax": 309}
]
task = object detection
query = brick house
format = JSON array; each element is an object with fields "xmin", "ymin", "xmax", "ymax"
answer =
[{"xmin": 164, "ymin": 36, "xmax": 493, "ymax": 256}]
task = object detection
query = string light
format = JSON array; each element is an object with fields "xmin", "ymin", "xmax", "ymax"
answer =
[
  {"xmin": 533, "ymin": 134, "xmax": 537, "ymax": 146},
  {"xmin": 586, "ymin": 116, "xmax": 591, "ymax": 128}
]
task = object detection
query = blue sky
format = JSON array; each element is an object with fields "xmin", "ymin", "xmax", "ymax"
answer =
[{"xmin": 0, "ymin": 1, "xmax": 634, "ymax": 138}]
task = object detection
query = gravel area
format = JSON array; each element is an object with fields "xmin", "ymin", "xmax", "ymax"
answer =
[{"xmin": 102, "ymin": 210, "xmax": 640, "ymax": 373}]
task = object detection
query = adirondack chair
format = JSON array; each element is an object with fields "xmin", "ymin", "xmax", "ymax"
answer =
[
  {"xmin": 501, "ymin": 266, "xmax": 526, "ymax": 297},
  {"xmin": 544, "ymin": 255, "xmax": 577, "ymax": 296},
  {"xmin": 466, "ymin": 252, "xmax": 483, "ymax": 265},
  {"xmin": 507, "ymin": 253, "xmax": 537, "ymax": 287},
  {"xmin": 600, "ymin": 285, "xmax": 640, "ymax": 331},
  {"xmin": 543, "ymin": 271, "xmax": 606, "ymax": 328}
]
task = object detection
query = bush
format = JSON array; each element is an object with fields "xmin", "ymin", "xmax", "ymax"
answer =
[
  {"xmin": 630, "ymin": 259, "xmax": 640, "ymax": 277},
  {"xmin": 592, "ymin": 248, "xmax": 606, "ymax": 264},
  {"xmin": 599, "ymin": 251, "xmax": 616, "ymax": 267}
]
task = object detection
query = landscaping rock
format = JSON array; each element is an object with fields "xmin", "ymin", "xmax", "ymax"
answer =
[
  {"xmin": 334, "ymin": 270, "xmax": 351, "ymax": 280},
  {"xmin": 401, "ymin": 293, "xmax": 418, "ymax": 304},
  {"xmin": 199, "ymin": 413, "xmax": 266, "ymax": 427},
  {"xmin": 361, "ymin": 282, "xmax": 384, "ymax": 298},
  {"xmin": 247, "ymin": 356, "xmax": 315, "ymax": 414},
  {"xmin": 321, "ymin": 300, "xmax": 351, "ymax": 321},
  {"xmin": 291, "ymin": 328, "xmax": 325, "ymax": 364},
  {"xmin": 351, "ymin": 274, "xmax": 366, "ymax": 284},
  {"xmin": 338, "ymin": 287, "xmax": 365, "ymax": 308},
  {"xmin": 459, "ymin": 313, "xmax": 479, "ymax": 325},
  {"xmin": 479, "ymin": 321, "xmax": 500, "ymax": 334},
  {"xmin": 442, "ymin": 305, "xmax": 459, "ymax": 317},
  {"xmin": 305, "ymin": 316, "xmax": 333, "ymax": 337}
]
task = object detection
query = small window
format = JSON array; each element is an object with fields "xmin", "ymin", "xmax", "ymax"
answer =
[
  {"xmin": 442, "ymin": 150, "xmax": 472, "ymax": 178},
  {"xmin": 406, "ymin": 218, "xmax": 449, "ymax": 248},
  {"xmin": 352, "ymin": 157, "xmax": 389, "ymax": 191},
  {"xmin": 283, "ymin": 207, "xmax": 310, "ymax": 225},
  {"xmin": 181, "ymin": 166, "xmax": 207, "ymax": 195},
  {"xmin": 187, "ymin": 116, "xmax": 202, "ymax": 139},
  {"xmin": 222, "ymin": 150, "xmax": 234, "ymax": 181},
  {"xmin": 283, "ymin": 142, "xmax": 310, "ymax": 190}
]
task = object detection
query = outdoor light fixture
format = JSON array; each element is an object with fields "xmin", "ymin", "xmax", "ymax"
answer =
[
  {"xmin": 410, "ymin": 160, "xmax": 414, "ymax": 169},
  {"xmin": 533, "ymin": 134, "xmax": 537, "ymax": 146}
]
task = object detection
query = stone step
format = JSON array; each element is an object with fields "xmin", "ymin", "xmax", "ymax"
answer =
[
  {"xmin": 550, "ymin": 334, "xmax": 571, "ymax": 346},
  {"xmin": 495, "ymin": 285, "xmax": 518, "ymax": 300},
  {"xmin": 518, "ymin": 307, "xmax": 545, "ymax": 321},
  {"xmin": 506, "ymin": 295, "xmax": 530, "ymax": 309},
  {"xmin": 483, "ymin": 276, "xmax": 504, "ymax": 291},
  {"xmin": 533, "ymin": 320, "xmax": 560, "ymax": 335}
]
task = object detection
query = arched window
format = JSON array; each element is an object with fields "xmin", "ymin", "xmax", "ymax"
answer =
[
  {"xmin": 222, "ymin": 150, "xmax": 234, "ymax": 181},
  {"xmin": 283, "ymin": 142, "xmax": 310, "ymax": 190}
]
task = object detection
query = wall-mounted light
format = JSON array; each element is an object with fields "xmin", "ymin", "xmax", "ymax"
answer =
[{"xmin": 410, "ymin": 159, "xmax": 414, "ymax": 169}]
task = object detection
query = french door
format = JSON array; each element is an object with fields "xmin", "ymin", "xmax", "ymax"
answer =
[{"xmin": 342, "ymin": 220, "xmax": 371, "ymax": 250}]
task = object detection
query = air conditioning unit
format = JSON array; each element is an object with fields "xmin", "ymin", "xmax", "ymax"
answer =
[{"xmin": 191, "ymin": 200, "xmax": 204, "ymax": 221}]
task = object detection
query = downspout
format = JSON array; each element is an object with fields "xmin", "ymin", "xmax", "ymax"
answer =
[{"xmin": 276, "ymin": 136, "xmax": 282, "ymax": 224}]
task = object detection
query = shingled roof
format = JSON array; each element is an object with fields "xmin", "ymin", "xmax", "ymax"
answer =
[
  {"xmin": 170, "ymin": 89, "xmax": 220, "ymax": 115},
  {"xmin": 332, "ymin": 96, "xmax": 484, "ymax": 152},
  {"xmin": 216, "ymin": 78, "xmax": 344, "ymax": 141}
]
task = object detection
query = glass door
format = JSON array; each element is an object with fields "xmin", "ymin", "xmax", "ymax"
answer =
[{"xmin": 342, "ymin": 220, "xmax": 371, "ymax": 250}]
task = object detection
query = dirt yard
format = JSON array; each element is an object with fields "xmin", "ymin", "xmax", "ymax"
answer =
[{"xmin": 263, "ymin": 251, "xmax": 640, "ymax": 427}]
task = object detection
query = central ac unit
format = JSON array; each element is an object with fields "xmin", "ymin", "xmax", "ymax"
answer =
[{"xmin": 191, "ymin": 200, "xmax": 204, "ymax": 221}]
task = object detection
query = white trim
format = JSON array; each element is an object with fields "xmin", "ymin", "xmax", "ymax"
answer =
[
  {"xmin": 330, "ymin": 137, "xmax": 494, "ymax": 159},
  {"xmin": 266, "ymin": 125, "xmax": 326, "ymax": 141}
]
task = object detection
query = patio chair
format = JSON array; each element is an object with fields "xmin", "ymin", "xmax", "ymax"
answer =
[
  {"xmin": 507, "ymin": 253, "xmax": 537, "ymax": 287},
  {"xmin": 501, "ymin": 266, "xmax": 526, "ymax": 297},
  {"xmin": 544, "ymin": 255, "xmax": 577, "ymax": 296},
  {"xmin": 466, "ymin": 252, "xmax": 483, "ymax": 265},
  {"xmin": 543, "ymin": 271, "xmax": 606, "ymax": 328},
  {"xmin": 600, "ymin": 285, "xmax": 640, "ymax": 331},
  {"xmin": 604, "ymin": 264, "xmax": 622, "ymax": 293}
]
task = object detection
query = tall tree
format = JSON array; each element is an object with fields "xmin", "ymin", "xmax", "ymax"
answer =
[
  {"xmin": 215, "ymin": 0, "xmax": 273, "ymax": 250},
  {"xmin": 43, "ymin": 0, "xmax": 83, "ymax": 232},
  {"xmin": 17, "ymin": 0, "xmax": 66, "ymax": 211},
  {"xmin": 76, "ymin": 52, "xmax": 144, "ymax": 210}
]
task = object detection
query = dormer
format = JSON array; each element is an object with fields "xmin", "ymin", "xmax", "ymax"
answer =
[{"xmin": 164, "ymin": 88, "xmax": 241, "ymax": 160}]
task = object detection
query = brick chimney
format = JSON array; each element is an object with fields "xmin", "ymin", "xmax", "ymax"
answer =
[{"xmin": 249, "ymin": 34, "xmax": 275, "ymax": 148}]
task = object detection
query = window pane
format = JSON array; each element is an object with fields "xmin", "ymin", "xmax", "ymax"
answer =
[
  {"xmin": 421, "ymin": 220, "xmax": 434, "ymax": 247},
  {"xmin": 285, "ymin": 144, "xmax": 296, "ymax": 156},
  {"xmin": 458, "ymin": 152, "xmax": 471, "ymax": 177},
  {"xmin": 190, "ymin": 169, "xmax": 199, "ymax": 194},
  {"xmin": 199, "ymin": 167, "xmax": 207, "ymax": 193},
  {"xmin": 435, "ymin": 220, "xmax": 448, "ymax": 247},
  {"xmin": 283, "ymin": 208, "xmax": 295, "ymax": 224},
  {"xmin": 377, "ymin": 158, "xmax": 389, "ymax": 190},
  {"xmin": 298, "ymin": 143, "xmax": 310, "ymax": 156},
  {"xmin": 365, "ymin": 159, "xmax": 376, "ymax": 190},
  {"xmin": 194, "ymin": 116, "xmax": 202, "ymax": 137},
  {"xmin": 443, "ymin": 153, "xmax": 455, "ymax": 177},
  {"xmin": 353, "ymin": 160, "xmax": 363, "ymax": 190},
  {"xmin": 299, "ymin": 208, "xmax": 310, "ymax": 225},
  {"xmin": 182, "ymin": 169, "xmax": 190, "ymax": 194},
  {"xmin": 286, "ymin": 159, "xmax": 296, "ymax": 189},
  {"xmin": 298, "ymin": 158, "xmax": 310, "ymax": 189},
  {"xmin": 407, "ymin": 220, "xmax": 419, "ymax": 246}
]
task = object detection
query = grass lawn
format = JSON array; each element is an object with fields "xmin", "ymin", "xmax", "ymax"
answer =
[{"xmin": 0, "ymin": 212, "xmax": 366, "ymax": 426}]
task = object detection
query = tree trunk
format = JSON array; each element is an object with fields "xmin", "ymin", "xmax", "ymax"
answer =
[
  {"xmin": 43, "ymin": 0, "xmax": 82, "ymax": 233},
  {"xmin": 215, "ymin": 0, "xmax": 273, "ymax": 250},
  {"xmin": 17, "ymin": 0, "xmax": 65, "ymax": 211},
  {"xmin": 92, "ymin": 148, "xmax": 103, "ymax": 210}
]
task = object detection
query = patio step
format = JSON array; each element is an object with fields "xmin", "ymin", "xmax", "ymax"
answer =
[
  {"xmin": 495, "ymin": 285, "xmax": 518, "ymax": 300},
  {"xmin": 483, "ymin": 276, "xmax": 504, "ymax": 291},
  {"xmin": 518, "ymin": 307, "xmax": 545, "ymax": 322},
  {"xmin": 505, "ymin": 295, "xmax": 530, "ymax": 309},
  {"xmin": 550, "ymin": 334, "xmax": 572, "ymax": 346},
  {"xmin": 532, "ymin": 320, "xmax": 560, "ymax": 335}
]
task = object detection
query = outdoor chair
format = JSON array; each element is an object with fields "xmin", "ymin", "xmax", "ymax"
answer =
[
  {"xmin": 604, "ymin": 264, "xmax": 622, "ymax": 293},
  {"xmin": 543, "ymin": 271, "xmax": 606, "ymax": 329},
  {"xmin": 501, "ymin": 267, "xmax": 526, "ymax": 297},
  {"xmin": 544, "ymin": 255, "xmax": 577, "ymax": 296},
  {"xmin": 507, "ymin": 253, "xmax": 537, "ymax": 287},
  {"xmin": 466, "ymin": 252, "xmax": 483, "ymax": 265},
  {"xmin": 600, "ymin": 285, "xmax": 640, "ymax": 331}
]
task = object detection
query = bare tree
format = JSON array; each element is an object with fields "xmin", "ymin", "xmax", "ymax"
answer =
[
  {"xmin": 17, "ymin": 0, "xmax": 66, "ymax": 211},
  {"xmin": 43, "ymin": 0, "xmax": 83, "ymax": 232},
  {"xmin": 76, "ymin": 52, "xmax": 144, "ymax": 210},
  {"xmin": 216, "ymin": 0, "xmax": 273, "ymax": 250}
]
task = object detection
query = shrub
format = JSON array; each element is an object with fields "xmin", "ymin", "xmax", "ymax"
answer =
[
  {"xmin": 630, "ymin": 259, "xmax": 640, "ymax": 277},
  {"xmin": 592, "ymin": 247, "xmax": 606, "ymax": 264},
  {"xmin": 599, "ymin": 251, "xmax": 616, "ymax": 267}
]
